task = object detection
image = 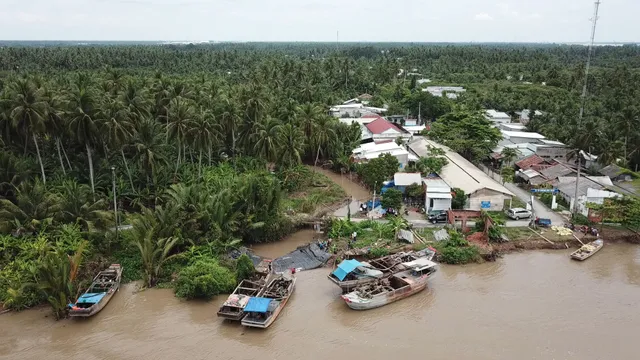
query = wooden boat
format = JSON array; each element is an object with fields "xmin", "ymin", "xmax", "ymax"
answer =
[
  {"xmin": 69, "ymin": 264, "xmax": 122, "ymax": 317},
  {"xmin": 571, "ymin": 239, "xmax": 604, "ymax": 261},
  {"xmin": 241, "ymin": 272, "xmax": 296, "ymax": 329},
  {"xmin": 328, "ymin": 249, "xmax": 436, "ymax": 292},
  {"xmin": 341, "ymin": 258, "xmax": 437, "ymax": 310},
  {"xmin": 217, "ymin": 275, "xmax": 273, "ymax": 321}
]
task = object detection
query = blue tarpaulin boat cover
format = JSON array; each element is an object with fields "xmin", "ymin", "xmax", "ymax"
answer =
[
  {"xmin": 77, "ymin": 293, "xmax": 107, "ymax": 304},
  {"xmin": 244, "ymin": 297, "xmax": 272, "ymax": 313},
  {"xmin": 332, "ymin": 259, "xmax": 363, "ymax": 281}
]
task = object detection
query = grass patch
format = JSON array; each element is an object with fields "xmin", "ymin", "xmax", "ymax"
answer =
[
  {"xmin": 487, "ymin": 211, "xmax": 509, "ymax": 223},
  {"xmin": 503, "ymin": 226, "xmax": 574, "ymax": 242},
  {"xmin": 282, "ymin": 169, "xmax": 346, "ymax": 214},
  {"xmin": 510, "ymin": 197, "xmax": 527, "ymax": 209}
]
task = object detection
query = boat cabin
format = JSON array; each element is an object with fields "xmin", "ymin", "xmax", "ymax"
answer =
[{"xmin": 242, "ymin": 297, "xmax": 278, "ymax": 322}]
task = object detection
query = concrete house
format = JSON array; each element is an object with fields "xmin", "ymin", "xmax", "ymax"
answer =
[
  {"xmin": 408, "ymin": 138, "xmax": 514, "ymax": 211},
  {"xmin": 365, "ymin": 117, "xmax": 412, "ymax": 142},
  {"xmin": 393, "ymin": 173, "xmax": 422, "ymax": 193},
  {"xmin": 485, "ymin": 110, "xmax": 512, "ymax": 125},
  {"xmin": 423, "ymin": 178, "xmax": 452, "ymax": 212},
  {"xmin": 352, "ymin": 141, "xmax": 418, "ymax": 170}
]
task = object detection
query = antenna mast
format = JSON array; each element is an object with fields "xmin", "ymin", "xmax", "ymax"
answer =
[{"xmin": 572, "ymin": 0, "xmax": 601, "ymax": 215}]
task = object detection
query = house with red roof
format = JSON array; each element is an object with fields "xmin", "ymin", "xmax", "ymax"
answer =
[{"xmin": 364, "ymin": 117, "xmax": 412, "ymax": 142}]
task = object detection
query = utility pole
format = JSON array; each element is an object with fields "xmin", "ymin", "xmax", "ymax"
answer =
[
  {"xmin": 573, "ymin": 0, "xmax": 601, "ymax": 215},
  {"xmin": 111, "ymin": 166, "xmax": 118, "ymax": 245},
  {"xmin": 418, "ymin": 102, "xmax": 422, "ymax": 125},
  {"xmin": 370, "ymin": 181, "xmax": 377, "ymax": 219}
]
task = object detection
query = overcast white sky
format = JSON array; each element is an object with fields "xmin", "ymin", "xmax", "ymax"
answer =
[{"xmin": 0, "ymin": 0, "xmax": 636, "ymax": 42}]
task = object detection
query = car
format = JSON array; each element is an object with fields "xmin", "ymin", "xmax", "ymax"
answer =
[
  {"xmin": 428, "ymin": 211, "xmax": 448, "ymax": 224},
  {"xmin": 507, "ymin": 208, "xmax": 532, "ymax": 220}
]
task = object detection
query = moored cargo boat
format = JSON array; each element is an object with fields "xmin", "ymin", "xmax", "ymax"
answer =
[
  {"xmin": 341, "ymin": 258, "xmax": 437, "ymax": 310},
  {"xmin": 241, "ymin": 272, "xmax": 296, "ymax": 329},
  {"xmin": 217, "ymin": 275, "xmax": 272, "ymax": 321}
]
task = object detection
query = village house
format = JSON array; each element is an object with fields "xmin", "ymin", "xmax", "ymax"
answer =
[
  {"xmin": 422, "ymin": 86, "xmax": 466, "ymax": 99},
  {"xmin": 422, "ymin": 178, "xmax": 453, "ymax": 212},
  {"xmin": 485, "ymin": 110, "xmax": 512, "ymax": 125},
  {"xmin": 556, "ymin": 176, "xmax": 620, "ymax": 216},
  {"xmin": 599, "ymin": 164, "xmax": 635, "ymax": 182},
  {"xmin": 392, "ymin": 173, "xmax": 422, "ymax": 193},
  {"xmin": 407, "ymin": 138, "xmax": 514, "ymax": 211},
  {"xmin": 516, "ymin": 109, "xmax": 543, "ymax": 124},
  {"xmin": 364, "ymin": 116, "xmax": 413, "ymax": 142},
  {"xmin": 352, "ymin": 141, "xmax": 418, "ymax": 170},
  {"xmin": 329, "ymin": 103, "xmax": 387, "ymax": 118}
]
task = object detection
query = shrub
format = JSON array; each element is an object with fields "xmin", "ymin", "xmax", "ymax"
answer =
[
  {"xmin": 235, "ymin": 254, "xmax": 255, "ymax": 282},
  {"xmin": 368, "ymin": 247, "xmax": 390, "ymax": 258},
  {"xmin": 174, "ymin": 259, "xmax": 236, "ymax": 300},
  {"xmin": 434, "ymin": 230, "xmax": 480, "ymax": 264}
]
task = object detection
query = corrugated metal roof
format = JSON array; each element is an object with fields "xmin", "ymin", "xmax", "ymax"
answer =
[
  {"xmin": 407, "ymin": 138, "xmax": 514, "ymax": 197},
  {"xmin": 394, "ymin": 172, "xmax": 422, "ymax": 186},
  {"xmin": 502, "ymin": 131, "xmax": 546, "ymax": 139},
  {"xmin": 516, "ymin": 155, "xmax": 545, "ymax": 170},
  {"xmin": 423, "ymin": 178, "xmax": 451, "ymax": 192},
  {"xmin": 365, "ymin": 118, "xmax": 402, "ymax": 135}
]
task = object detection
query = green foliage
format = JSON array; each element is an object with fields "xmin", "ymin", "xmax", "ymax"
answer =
[
  {"xmin": 357, "ymin": 153, "xmax": 399, "ymax": 191},
  {"xmin": 235, "ymin": 254, "xmax": 255, "ymax": 282},
  {"xmin": 405, "ymin": 183, "xmax": 425, "ymax": 199},
  {"xmin": 434, "ymin": 231, "xmax": 480, "ymax": 264},
  {"xmin": 174, "ymin": 259, "xmax": 236, "ymax": 300},
  {"xmin": 451, "ymin": 188, "xmax": 467, "ymax": 209},
  {"xmin": 381, "ymin": 188, "xmax": 403, "ymax": 210},
  {"xmin": 428, "ymin": 110, "xmax": 502, "ymax": 162},
  {"xmin": 368, "ymin": 247, "xmax": 390, "ymax": 258}
]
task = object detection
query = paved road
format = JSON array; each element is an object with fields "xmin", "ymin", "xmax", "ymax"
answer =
[
  {"xmin": 344, "ymin": 217, "xmax": 531, "ymax": 229},
  {"xmin": 504, "ymin": 183, "xmax": 565, "ymax": 225}
]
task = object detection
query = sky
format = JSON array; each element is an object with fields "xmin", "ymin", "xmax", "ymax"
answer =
[{"xmin": 0, "ymin": 0, "xmax": 638, "ymax": 42}]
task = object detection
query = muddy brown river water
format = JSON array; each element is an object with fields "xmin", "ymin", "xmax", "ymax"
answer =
[
  {"xmin": 2, "ymin": 170, "xmax": 639, "ymax": 360},
  {"xmin": 1, "ymin": 242, "xmax": 639, "ymax": 360}
]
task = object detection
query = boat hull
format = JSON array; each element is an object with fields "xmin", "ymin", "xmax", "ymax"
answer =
[
  {"xmin": 571, "ymin": 240, "xmax": 604, "ymax": 261},
  {"xmin": 216, "ymin": 311, "xmax": 245, "ymax": 321},
  {"xmin": 327, "ymin": 275, "xmax": 379, "ymax": 292},
  {"xmin": 69, "ymin": 287, "xmax": 118, "ymax": 317},
  {"xmin": 342, "ymin": 281, "xmax": 428, "ymax": 310},
  {"xmin": 241, "ymin": 275, "xmax": 296, "ymax": 329}
]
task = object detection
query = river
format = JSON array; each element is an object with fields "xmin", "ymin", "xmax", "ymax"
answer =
[{"xmin": 1, "ymin": 244, "xmax": 639, "ymax": 360}]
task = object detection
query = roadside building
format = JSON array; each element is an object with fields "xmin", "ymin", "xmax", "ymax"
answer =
[
  {"xmin": 365, "ymin": 117, "xmax": 412, "ymax": 142},
  {"xmin": 516, "ymin": 109, "xmax": 543, "ymax": 124},
  {"xmin": 485, "ymin": 110, "xmax": 512, "ymax": 125},
  {"xmin": 499, "ymin": 123, "xmax": 527, "ymax": 132},
  {"xmin": 407, "ymin": 138, "xmax": 514, "ymax": 211},
  {"xmin": 500, "ymin": 131, "xmax": 546, "ymax": 145},
  {"xmin": 599, "ymin": 164, "xmax": 635, "ymax": 182},
  {"xmin": 422, "ymin": 86, "xmax": 466, "ymax": 99},
  {"xmin": 352, "ymin": 142, "xmax": 418, "ymax": 170},
  {"xmin": 557, "ymin": 176, "xmax": 620, "ymax": 216},
  {"xmin": 393, "ymin": 173, "xmax": 422, "ymax": 193},
  {"xmin": 329, "ymin": 103, "xmax": 387, "ymax": 118},
  {"xmin": 422, "ymin": 178, "xmax": 452, "ymax": 212}
]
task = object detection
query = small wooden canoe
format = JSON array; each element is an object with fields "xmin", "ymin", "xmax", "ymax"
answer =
[
  {"xmin": 571, "ymin": 239, "xmax": 604, "ymax": 261},
  {"xmin": 69, "ymin": 264, "xmax": 122, "ymax": 317},
  {"xmin": 341, "ymin": 258, "xmax": 437, "ymax": 310},
  {"xmin": 241, "ymin": 272, "xmax": 296, "ymax": 329}
]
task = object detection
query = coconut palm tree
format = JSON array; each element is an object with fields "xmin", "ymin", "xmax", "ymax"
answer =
[
  {"xmin": 57, "ymin": 180, "xmax": 114, "ymax": 232},
  {"xmin": 120, "ymin": 80, "xmax": 151, "ymax": 121},
  {"xmin": 167, "ymin": 97, "xmax": 195, "ymax": 174},
  {"xmin": 187, "ymin": 108, "xmax": 217, "ymax": 177},
  {"xmin": 0, "ymin": 179, "xmax": 60, "ymax": 235},
  {"xmin": 42, "ymin": 86, "xmax": 70, "ymax": 175},
  {"xmin": 252, "ymin": 116, "xmax": 282, "ymax": 164},
  {"xmin": 130, "ymin": 205, "xmax": 182, "ymax": 287},
  {"xmin": 311, "ymin": 115, "xmax": 337, "ymax": 167},
  {"xmin": 276, "ymin": 123, "xmax": 305, "ymax": 169},
  {"xmin": 132, "ymin": 118, "xmax": 168, "ymax": 185},
  {"xmin": 501, "ymin": 147, "xmax": 520, "ymax": 166},
  {"xmin": 98, "ymin": 98, "xmax": 136, "ymax": 190},
  {"xmin": 295, "ymin": 103, "xmax": 322, "ymax": 140},
  {"xmin": 66, "ymin": 83, "xmax": 99, "ymax": 195},
  {"xmin": 215, "ymin": 94, "xmax": 240, "ymax": 157},
  {"xmin": 5, "ymin": 78, "xmax": 48, "ymax": 184}
]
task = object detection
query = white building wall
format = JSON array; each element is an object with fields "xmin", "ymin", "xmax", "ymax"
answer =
[{"xmin": 467, "ymin": 189, "xmax": 510, "ymax": 211}]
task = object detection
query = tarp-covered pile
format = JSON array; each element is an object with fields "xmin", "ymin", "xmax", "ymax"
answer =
[{"xmin": 271, "ymin": 243, "xmax": 331, "ymax": 273}]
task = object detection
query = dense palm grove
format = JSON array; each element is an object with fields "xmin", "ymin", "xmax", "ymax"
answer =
[{"xmin": 1, "ymin": 43, "xmax": 640, "ymax": 317}]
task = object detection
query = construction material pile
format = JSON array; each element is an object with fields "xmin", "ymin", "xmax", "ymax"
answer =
[{"xmin": 551, "ymin": 226, "xmax": 573, "ymax": 236}]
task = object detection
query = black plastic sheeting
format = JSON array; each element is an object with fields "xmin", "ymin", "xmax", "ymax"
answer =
[
  {"xmin": 229, "ymin": 244, "xmax": 331, "ymax": 273},
  {"xmin": 270, "ymin": 243, "xmax": 331, "ymax": 273}
]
